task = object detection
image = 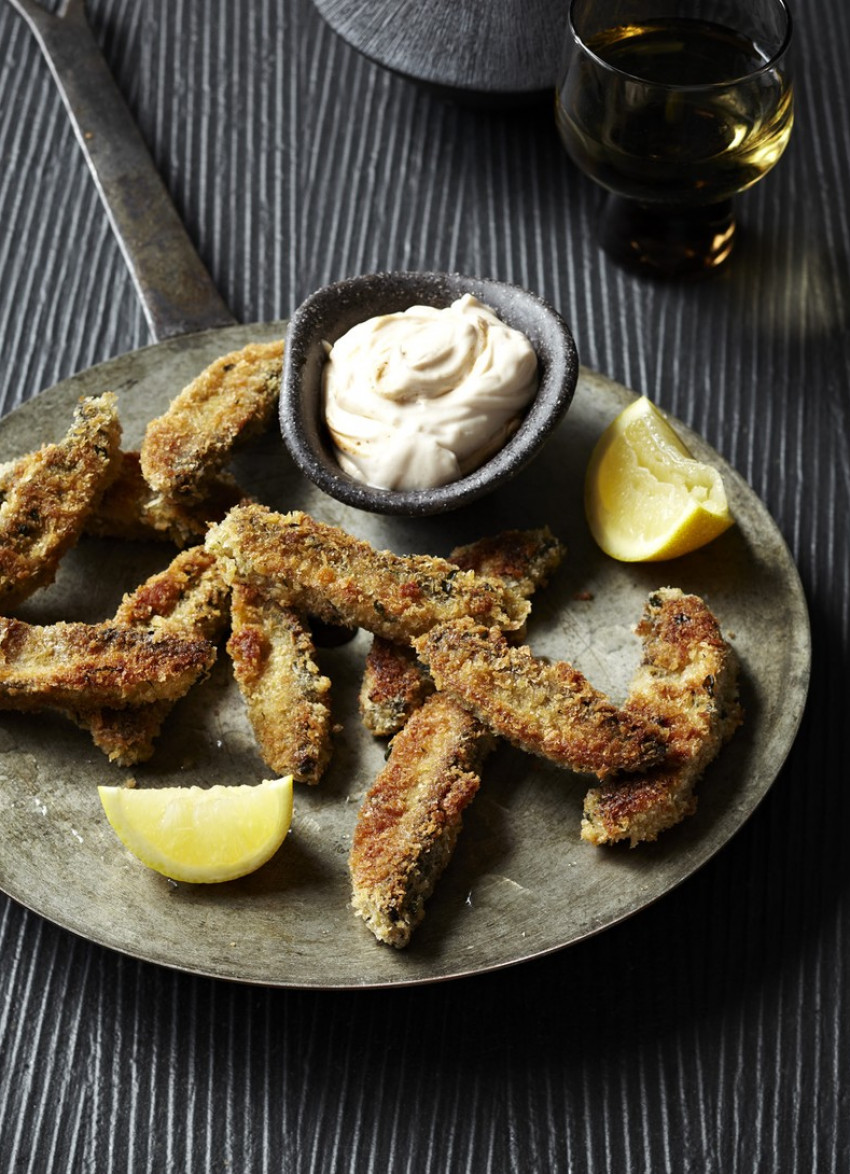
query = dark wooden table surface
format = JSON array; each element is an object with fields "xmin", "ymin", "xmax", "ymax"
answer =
[{"xmin": 1, "ymin": 1, "xmax": 847, "ymax": 1170}]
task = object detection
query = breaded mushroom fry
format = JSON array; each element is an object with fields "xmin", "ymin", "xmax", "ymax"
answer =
[
  {"xmin": 359, "ymin": 526, "xmax": 565, "ymax": 736},
  {"xmin": 140, "ymin": 340, "xmax": 283, "ymax": 503},
  {"xmin": 74, "ymin": 546, "xmax": 231, "ymax": 765},
  {"xmin": 227, "ymin": 582, "xmax": 332, "ymax": 784},
  {"xmin": 0, "ymin": 617, "xmax": 216, "ymax": 711},
  {"xmin": 0, "ymin": 393, "xmax": 122, "ymax": 609},
  {"xmin": 86, "ymin": 451, "xmax": 247, "ymax": 547},
  {"xmin": 581, "ymin": 588, "xmax": 742, "ymax": 846},
  {"xmin": 350, "ymin": 692, "xmax": 493, "ymax": 947},
  {"xmin": 414, "ymin": 618, "xmax": 669, "ymax": 778},
  {"xmin": 206, "ymin": 505, "xmax": 530, "ymax": 640}
]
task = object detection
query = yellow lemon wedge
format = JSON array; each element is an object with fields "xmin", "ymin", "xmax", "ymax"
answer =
[
  {"xmin": 585, "ymin": 396, "xmax": 734, "ymax": 562},
  {"xmin": 98, "ymin": 777, "xmax": 293, "ymax": 883}
]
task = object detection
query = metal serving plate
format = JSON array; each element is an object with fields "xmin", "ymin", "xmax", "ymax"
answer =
[{"xmin": 0, "ymin": 322, "xmax": 811, "ymax": 988}]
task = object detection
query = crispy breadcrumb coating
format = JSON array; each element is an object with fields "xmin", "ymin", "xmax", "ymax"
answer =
[
  {"xmin": 140, "ymin": 340, "xmax": 283, "ymax": 504},
  {"xmin": 359, "ymin": 639, "xmax": 435, "ymax": 738},
  {"xmin": 0, "ymin": 393, "xmax": 122, "ymax": 609},
  {"xmin": 73, "ymin": 547, "xmax": 230, "ymax": 764},
  {"xmin": 111, "ymin": 546, "xmax": 231, "ymax": 637},
  {"xmin": 206, "ymin": 505, "xmax": 530, "ymax": 639},
  {"xmin": 0, "ymin": 617, "xmax": 215, "ymax": 710},
  {"xmin": 359, "ymin": 526, "xmax": 565, "ymax": 737},
  {"xmin": 86, "ymin": 450, "xmax": 247, "ymax": 547},
  {"xmin": 414, "ymin": 618, "xmax": 668, "ymax": 778},
  {"xmin": 350, "ymin": 692, "xmax": 493, "ymax": 947},
  {"xmin": 352, "ymin": 527, "xmax": 566, "ymax": 942},
  {"xmin": 448, "ymin": 526, "xmax": 565, "ymax": 597},
  {"xmin": 581, "ymin": 588, "xmax": 742, "ymax": 846},
  {"xmin": 227, "ymin": 582, "xmax": 332, "ymax": 784}
]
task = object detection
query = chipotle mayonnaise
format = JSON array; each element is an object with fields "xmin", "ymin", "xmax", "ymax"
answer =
[{"xmin": 322, "ymin": 295, "xmax": 538, "ymax": 491}]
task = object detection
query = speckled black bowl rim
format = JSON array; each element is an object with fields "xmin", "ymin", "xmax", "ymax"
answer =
[{"xmin": 280, "ymin": 271, "xmax": 579, "ymax": 516}]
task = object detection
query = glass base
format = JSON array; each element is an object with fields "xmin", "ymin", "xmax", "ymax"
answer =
[{"xmin": 598, "ymin": 196, "xmax": 736, "ymax": 278}]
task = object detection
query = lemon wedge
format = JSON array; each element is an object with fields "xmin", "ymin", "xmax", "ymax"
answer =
[
  {"xmin": 585, "ymin": 396, "xmax": 734, "ymax": 562},
  {"xmin": 98, "ymin": 777, "xmax": 293, "ymax": 883}
]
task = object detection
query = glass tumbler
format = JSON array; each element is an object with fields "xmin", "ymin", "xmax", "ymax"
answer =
[{"xmin": 555, "ymin": 0, "xmax": 794, "ymax": 277}]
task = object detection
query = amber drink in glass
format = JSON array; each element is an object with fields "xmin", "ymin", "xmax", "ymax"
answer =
[{"xmin": 555, "ymin": 0, "xmax": 793, "ymax": 276}]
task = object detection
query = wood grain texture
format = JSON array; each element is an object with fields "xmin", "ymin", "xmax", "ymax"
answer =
[{"xmin": 0, "ymin": 0, "xmax": 848, "ymax": 1170}]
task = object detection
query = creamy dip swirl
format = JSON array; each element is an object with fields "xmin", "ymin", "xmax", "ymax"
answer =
[{"xmin": 322, "ymin": 295, "xmax": 538, "ymax": 491}]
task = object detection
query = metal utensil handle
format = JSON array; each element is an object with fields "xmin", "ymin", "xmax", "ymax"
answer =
[{"xmin": 8, "ymin": 0, "xmax": 237, "ymax": 342}]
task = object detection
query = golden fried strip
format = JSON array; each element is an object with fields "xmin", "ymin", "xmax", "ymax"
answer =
[
  {"xmin": 359, "ymin": 640, "xmax": 435, "ymax": 738},
  {"xmin": 112, "ymin": 546, "xmax": 231, "ymax": 637},
  {"xmin": 227, "ymin": 582, "xmax": 332, "ymax": 784},
  {"xmin": 0, "ymin": 617, "xmax": 216, "ymax": 710},
  {"xmin": 352, "ymin": 528, "xmax": 566, "ymax": 942},
  {"xmin": 206, "ymin": 505, "xmax": 530, "ymax": 640},
  {"xmin": 0, "ymin": 393, "xmax": 122, "ymax": 609},
  {"xmin": 140, "ymin": 340, "xmax": 283, "ymax": 504},
  {"xmin": 581, "ymin": 588, "xmax": 743, "ymax": 846},
  {"xmin": 350, "ymin": 692, "xmax": 494, "ymax": 948},
  {"xmin": 72, "ymin": 547, "xmax": 231, "ymax": 764},
  {"xmin": 414, "ymin": 618, "xmax": 668, "ymax": 778},
  {"xmin": 86, "ymin": 451, "xmax": 247, "ymax": 547},
  {"xmin": 359, "ymin": 526, "xmax": 565, "ymax": 736},
  {"xmin": 448, "ymin": 526, "xmax": 565, "ymax": 597}
]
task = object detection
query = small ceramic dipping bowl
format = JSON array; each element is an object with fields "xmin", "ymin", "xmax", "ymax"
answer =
[{"xmin": 280, "ymin": 271, "xmax": 579, "ymax": 516}]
